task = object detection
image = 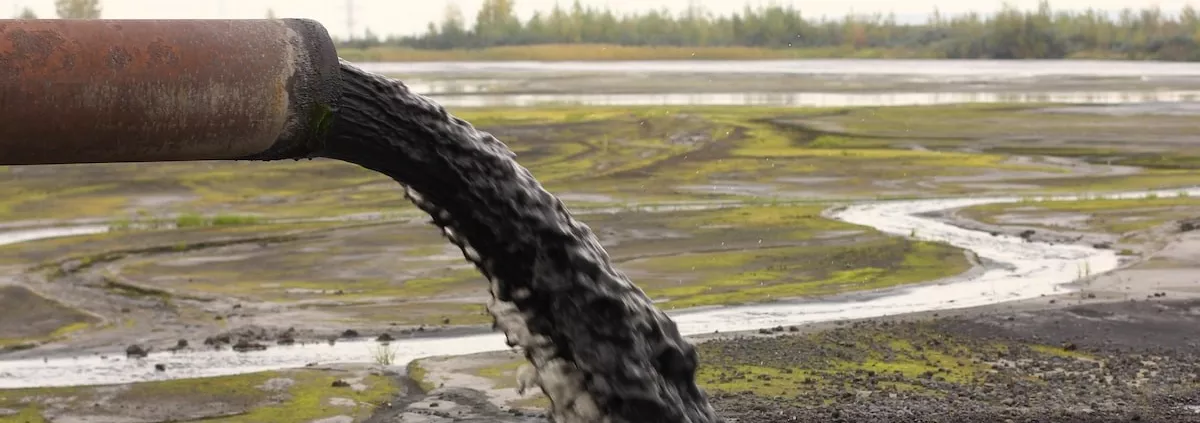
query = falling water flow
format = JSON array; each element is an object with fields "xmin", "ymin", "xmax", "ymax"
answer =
[{"xmin": 315, "ymin": 61, "xmax": 720, "ymax": 423}]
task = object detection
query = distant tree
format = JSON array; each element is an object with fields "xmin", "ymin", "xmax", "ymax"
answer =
[
  {"xmin": 474, "ymin": 0, "xmax": 521, "ymax": 46},
  {"xmin": 440, "ymin": 2, "xmax": 468, "ymax": 47},
  {"xmin": 55, "ymin": 0, "xmax": 101, "ymax": 19},
  {"xmin": 266, "ymin": 8, "xmax": 277, "ymax": 19},
  {"xmin": 15, "ymin": 7, "xmax": 37, "ymax": 19},
  {"xmin": 378, "ymin": 0, "xmax": 1200, "ymax": 62}
]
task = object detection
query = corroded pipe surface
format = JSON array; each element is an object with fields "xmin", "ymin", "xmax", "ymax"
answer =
[{"xmin": 0, "ymin": 19, "xmax": 340, "ymax": 165}]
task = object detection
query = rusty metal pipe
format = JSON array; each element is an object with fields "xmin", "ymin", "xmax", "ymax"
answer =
[{"xmin": 0, "ymin": 19, "xmax": 340, "ymax": 165}]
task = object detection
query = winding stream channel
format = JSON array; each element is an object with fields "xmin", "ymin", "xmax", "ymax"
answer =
[{"xmin": 0, "ymin": 188, "xmax": 1196, "ymax": 389}]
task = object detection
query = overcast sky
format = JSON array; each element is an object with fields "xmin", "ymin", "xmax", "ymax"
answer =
[{"xmin": 4, "ymin": 0, "xmax": 1196, "ymax": 38}]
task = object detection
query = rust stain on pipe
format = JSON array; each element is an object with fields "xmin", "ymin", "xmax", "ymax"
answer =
[{"xmin": 0, "ymin": 19, "xmax": 340, "ymax": 165}]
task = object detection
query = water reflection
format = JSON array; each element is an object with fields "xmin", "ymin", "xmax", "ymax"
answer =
[
  {"xmin": 404, "ymin": 79, "xmax": 504, "ymax": 95},
  {"xmin": 423, "ymin": 90, "xmax": 1200, "ymax": 108}
]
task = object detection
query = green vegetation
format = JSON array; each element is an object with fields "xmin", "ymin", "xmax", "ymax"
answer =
[
  {"xmin": 804, "ymin": 104, "xmax": 1199, "ymax": 152},
  {"xmin": 0, "ymin": 367, "xmax": 397, "ymax": 423},
  {"xmin": 631, "ymin": 237, "xmax": 971, "ymax": 309},
  {"xmin": 406, "ymin": 361, "xmax": 436, "ymax": 392},
  {"xmin": 960, "ymin": 195, "xmax": 1200, "ymax": 235},
  {"xmin": 421, "ymin": 322, "xmax": 1105, "ymax": 409},
  {"xmin": 370, "ymin": 343, "xmax": 400, "ymax": 366},
  {"xmin": 53, "ymin": 0, "xmax": 100, "ymax": 19},
  {"xmin": 473, "ymin": 359, "xmax": 524, "ymax": 390},
  {"xmin": 176, "ymin": 213, "xmax": 263, "ymax": 228},
  {"xmin": 353, "ymin": 0, "xmax": 1200, "ymax": 62},
  {"xmin": 694, "ymin": 323, "xmax": 1091, "ymax": 397},
  {"xmin": 670, "ymin": 204, "xmax": 854, "ymax": 237},
  {"xmin": 4, "ymin": 105, "xmax": 1198, "ymax": 226},
  {"xmin": 99, "ymin": 203, "xmax": 971, "ymax": 323},
  {"xmin": 5, "ymin": 103, "xmax": 1198, "ymax": 332}
]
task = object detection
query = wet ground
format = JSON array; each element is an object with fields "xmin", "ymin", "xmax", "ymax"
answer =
[
  {"xmin": 385, "ymin": 191, "xmax": 1200, "ymax": 422},
  {"xmin": 6, "ymin": 65, "xmax": 1200, "ymax": 421},
  {"xmin": 364, "ymin": 60, "xmax": 1200, "ymax": 108},
  {"xmin": 396, "ymin": 299, "xmax": 1200, "ymax": 423}
]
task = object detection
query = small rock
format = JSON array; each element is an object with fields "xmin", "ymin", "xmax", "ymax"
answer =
[
  {"xmin": 155, "ymin": 363, "xmax": 167, "ymax": 372},
  {"xmin": 232, "ymin": 339, "xmax": 267, "ymax": 353},
  {"xmin": 331, "ymin": 379, "xmax": 351, "ymax": 388},
  {"xmin": 376, "ymin": 333, "xmax": 395, "ymax": 342},
  {"xmin": 125, "ymin": 344, "xmax": 149, "ymax": 358},
  {"xmin": 341, "ymin": 329, "xmax": 360, "ymax": 338},
  {"xmin": 176, "ymin": 339, "xmax": 188, "ymax": 349}
]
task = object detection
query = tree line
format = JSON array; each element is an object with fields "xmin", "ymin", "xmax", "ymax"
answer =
[
  {"xmin": 358, "ymin": 0, "xmax": 1200, "ymax": 61},
  {"xmin": 13, "ymin": 0, "xmax": 101, "ymax": 19}
]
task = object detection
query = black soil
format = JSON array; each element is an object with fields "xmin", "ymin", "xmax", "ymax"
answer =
[
  {"xmin": 318, "ymin": 61, "xmax": 717, "ymax": 423},
  {"xmin": 704, "ymin": 299, "xmax": 1200, "ymax": 423}
]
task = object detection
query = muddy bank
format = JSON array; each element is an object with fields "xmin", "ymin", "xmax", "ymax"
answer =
[
  {"xmin": 2, "ymin": 188, "xmax": 1185, "ymax": 388},
  {"xmin": 922, "ymin": 207, "xmax": 1115, "ymax": 245},
  {"xmin": 399, "ymin": 298, "xmax": 1200, "ymax": 423},
  {"xmin": 704, "ymin": 298, "xmax": 1200, "ymax": 423},
  {"xmin": 0, "ymin": 363, "xmax": 400, "ymax": 423}
]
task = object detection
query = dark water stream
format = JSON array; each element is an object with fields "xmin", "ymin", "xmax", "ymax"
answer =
[{"xmin": 317, "ymin": 61, "xmax": 718, "ymax": 423}]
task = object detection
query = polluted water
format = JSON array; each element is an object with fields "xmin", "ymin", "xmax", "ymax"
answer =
[{"xmin": 316, "ymin": 61, "xmax": 720, "ymax": 423}]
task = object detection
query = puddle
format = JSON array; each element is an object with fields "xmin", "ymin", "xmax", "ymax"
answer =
[
  {"xmin": 3, "ymin": 188, "xmax": 1198, "ymax": 388},
  {"xmin": 425, "ymin": 90, "xmax": 1200, "ymax": 108},
  {"xmin": 403, "ymin": 79, "xmax": 505, "ymax": 95}
]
